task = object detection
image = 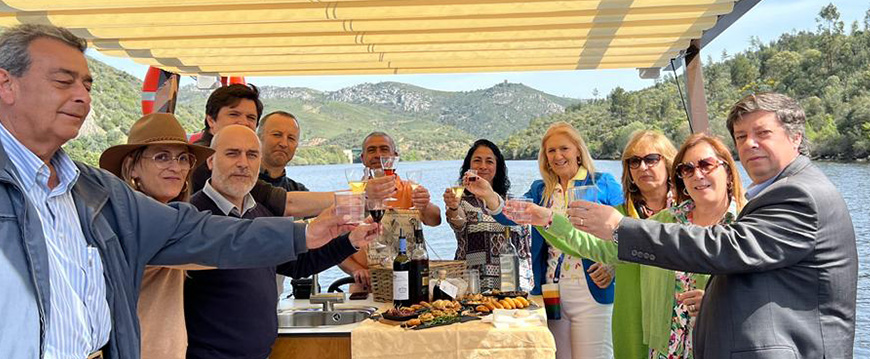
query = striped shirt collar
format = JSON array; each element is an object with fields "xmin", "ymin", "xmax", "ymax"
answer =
[
  {"xmin": 202, "ymin": 179, "xmax": 256, "ymax": 217},
  {"xmin": 0, "ymin": 121, "xmax": 80, "ymax": 193}
]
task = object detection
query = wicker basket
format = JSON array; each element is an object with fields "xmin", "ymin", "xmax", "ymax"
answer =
[{"xmin": 370, "ymin": 260, "xmax": 466, "ymax": 303}]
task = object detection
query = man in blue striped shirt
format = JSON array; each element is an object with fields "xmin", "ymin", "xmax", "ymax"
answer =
[{"xmin": 0, "ymin": 24, "xmax": 373, "ymax": 359}]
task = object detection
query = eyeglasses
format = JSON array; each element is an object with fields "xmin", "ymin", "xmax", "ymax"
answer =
[
  {"xmin": 145, "ymin": 152, "xmax": 196, "ymax": 170},
  {"xmin": 675, "ymin": 157, "xmax": 726, "ymax": 179},
  {"xmin": 625, "ymin": 154, "xmax": 662, "ymax": 169}
]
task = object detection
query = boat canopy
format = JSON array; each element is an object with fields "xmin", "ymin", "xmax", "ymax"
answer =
[{"xmin": 0, "ymin": 0, "xmax": 748, "ymax": 77}]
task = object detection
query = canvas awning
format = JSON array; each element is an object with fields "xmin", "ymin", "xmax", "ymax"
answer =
[{"xmin": 0, "ymin": 0, "xmax": 744, "ymax": 77}]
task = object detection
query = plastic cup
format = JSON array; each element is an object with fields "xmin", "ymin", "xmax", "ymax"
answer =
[
  {"xmin": 569, "ymin": 185, "xmax": 598, "ymax": 204},
  {"xmin": 334, "ymin": 190, "xmax": 365, "ymax": 224},
  {"xmin": 506, "ymin": 196, "xmax": 533, "ymax": 223}
]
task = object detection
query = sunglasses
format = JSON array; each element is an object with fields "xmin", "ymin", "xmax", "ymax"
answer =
[
  {"xmin": 625, "ymin": 153, "xmax": 662, "ymax": 169},
  {"xmin": 146, "ymin": 152, "xmax": 196, "ymax": 170},
  {"xmin": 675, "ymin": 157, "xmax": 726, "ymax": 179}
]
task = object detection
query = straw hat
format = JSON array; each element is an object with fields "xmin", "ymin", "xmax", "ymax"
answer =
[{"xmin": 99, "ymin": 113, "xmax": 214, "ymax": 177}]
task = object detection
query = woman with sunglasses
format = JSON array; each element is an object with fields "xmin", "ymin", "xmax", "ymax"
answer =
[
  {"xmin": 505, "ymin": 133, "xmax": 745, "ymax": 359},
  {"xmin": 465, "ymin": 122, "xmax": 623, "ymax": 359},
  {"xmin": 99, "ymin": 113, "xmax": 214, "ymax": 359}
]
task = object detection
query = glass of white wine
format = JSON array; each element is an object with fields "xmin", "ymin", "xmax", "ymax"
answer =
[
  {"xmin": 450, "ymin": 179, "xmax": 465, "ymax": 199},
  {"xmin": 345, "ymin": 168, "xmax": 367, "ymax": 194}
]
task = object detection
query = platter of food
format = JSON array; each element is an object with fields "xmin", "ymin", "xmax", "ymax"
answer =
[{"xmin": 458, "ymin": 293, "xmax": 535, "ymax": 314}]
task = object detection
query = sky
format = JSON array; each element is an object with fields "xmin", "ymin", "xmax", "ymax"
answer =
[{"xmin": 87, "ymin": 0, "xmax": 868, "ymax": 100}]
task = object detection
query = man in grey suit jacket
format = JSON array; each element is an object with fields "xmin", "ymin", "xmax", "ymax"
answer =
[{"xmin": 572, "ymin": 93, "xmax": 857, "ymax": 358}]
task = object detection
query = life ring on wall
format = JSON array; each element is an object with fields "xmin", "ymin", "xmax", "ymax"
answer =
[{"xmin": 141, "ymin": 66, "xmax": 162, "ymax": 115}]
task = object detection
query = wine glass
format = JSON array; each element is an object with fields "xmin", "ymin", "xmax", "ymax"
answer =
[
  {"xmin": 345, "ymin": 168, "xmax": 367, "ymax": 194},
  {"xmin": 406, "ymin": 170, "xmax": 422, "ymax": 209},
  {"xmin": 367, "ymin": 197, "xmax": 386, "ymax": 223},
  {"xmin": 380, "ymin": 156, "xmax": 399, "ymax": 176},
  {"xmin": 449, "ymin": 178, "xmax": 465, "ymax": 200}
]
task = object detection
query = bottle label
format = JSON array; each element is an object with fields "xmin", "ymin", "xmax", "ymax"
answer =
[{"xmin": 393, "ymin": 271, "xmax": 409, "ymax": 300}]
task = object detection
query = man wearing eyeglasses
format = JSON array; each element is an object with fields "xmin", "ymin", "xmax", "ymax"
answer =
[{"xmin": 572, "ymin": 93, "xmax": 857, "ymax": 358}]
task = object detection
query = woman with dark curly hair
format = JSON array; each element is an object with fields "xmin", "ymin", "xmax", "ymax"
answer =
[{"xmin": 443, "ymin": 139, "xmax": 532, "ymax": 291}]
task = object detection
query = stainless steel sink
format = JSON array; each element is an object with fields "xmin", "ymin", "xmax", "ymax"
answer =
[{"xmin": 278, "ymin": 306, "xmax": 377, "ymax": 327}]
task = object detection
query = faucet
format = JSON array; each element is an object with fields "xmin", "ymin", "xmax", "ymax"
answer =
[{"xmin": 309, "ymin": 272, "xmax": 344, "ymax": 311}]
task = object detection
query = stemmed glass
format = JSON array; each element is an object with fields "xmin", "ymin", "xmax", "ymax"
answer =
[
  {"xmin": 345, "ymin": 168, "xmax": 367, "ymax": 194},
  {"xmin": 367, "ymin": 197, "xmax": 386, "ymax": 223},
  {"xmin": 380, "ymin": 156, "xmax": 399, "ymax": 176},
  {"xmin": 406, "ymin": 170, "xmax": 422, "ymax": 209}
]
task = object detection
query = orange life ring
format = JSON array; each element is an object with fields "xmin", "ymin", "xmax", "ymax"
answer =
[
  {"xmin": 141, "ymin": 66, "xmax": 162, "ymax": 115},
  {"xmin": 220, "ymin": 76, "xmax": 246, "ymax": 86}
]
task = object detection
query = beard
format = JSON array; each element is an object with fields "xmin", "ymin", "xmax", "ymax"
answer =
[{"xmin": 212, "ymin": 170, "xmax": 256, "ymax": 200}]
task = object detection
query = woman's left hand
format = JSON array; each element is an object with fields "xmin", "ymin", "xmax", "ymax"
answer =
[{"xmin": 678, "ymin": 289, "xmax": 705, "ymax": 317}]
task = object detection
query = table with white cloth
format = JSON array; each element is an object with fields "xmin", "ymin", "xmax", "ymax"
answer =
[{"xmin": 351, "ymin": 297, "xmax": 556, "ymax": 359}]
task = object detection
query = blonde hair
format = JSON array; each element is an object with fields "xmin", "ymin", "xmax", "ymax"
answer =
[
  {"xmin": 672, "ymin": 133, "xmax": 745, "ymax": 212},
  {"xmin": 120, "ymin": 146, "xmax": 192, "ymax": 203},
  {"xmin": 620, "ymin": 130, "xmax": 678, "ymax": 218},
  {"xmin": 537, "ymin": 122, "xmax": 595, "ymax": 205}
]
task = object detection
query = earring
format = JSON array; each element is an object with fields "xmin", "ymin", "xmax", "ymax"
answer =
[
  {"xmin": 629, "ymin": 181, "xmax": 639, "ymax": 193},
  {"xmin": 130, "ymin": 177, "xmax": 142, "ymax": 190},
  {"xmin": 181, "ymin": 181, "xmax": 189, "ymax": 194},
  {"xmin": 682, "ymin": 187, "xmax": 689, "ymax": 196}
]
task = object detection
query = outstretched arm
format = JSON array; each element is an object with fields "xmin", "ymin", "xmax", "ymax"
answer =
[{"xmin": 614, "ymin": 184, "xmax": 817, "ymax": 275}]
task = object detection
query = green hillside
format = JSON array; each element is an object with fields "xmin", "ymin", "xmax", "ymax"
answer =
[{"xmin": 501, "ymin": 3, "xmax": 870, "ymax": 161}]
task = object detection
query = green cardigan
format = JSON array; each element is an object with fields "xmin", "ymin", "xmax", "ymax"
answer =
[{"xmin": 537, "ymin": 206, "xmax": 709, "ymax": 357}]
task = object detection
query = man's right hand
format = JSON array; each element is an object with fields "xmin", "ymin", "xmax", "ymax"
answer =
[
  {"xmin": 353, "ymin": 268, "xmax": 371, "ymax": 290},
  {"xmin": 365, "ymin": 175, "xmax": 397, "ymax": 201},
  {"xmin": 305, "ymin": 206, "xmax": 356, "ymax": 249},
  {"xmin": 349, "ymin": 218, "xmax": 380, "ymax": 248}
]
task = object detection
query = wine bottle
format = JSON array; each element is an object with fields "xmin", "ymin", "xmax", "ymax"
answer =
[
  {"xmin": 393, "ymin": 230, "xmax": 411, "ymax": 308},
  {"xmin": 499, "ymin": 227, "xmax": 519, "ymax": 292},
  {"xmin": 409, "ymin": 221, "xmax": 430, "ymax": 303}
]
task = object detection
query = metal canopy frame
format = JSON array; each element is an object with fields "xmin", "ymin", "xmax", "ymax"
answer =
[{"xmin": 681, "ymin": 0, "xmax": 763, "ymax": 133}]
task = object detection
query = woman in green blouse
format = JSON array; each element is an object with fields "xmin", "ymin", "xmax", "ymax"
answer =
[{"xmin": 503, "ymin": 132, "xmax": 746, "ymax": 359}]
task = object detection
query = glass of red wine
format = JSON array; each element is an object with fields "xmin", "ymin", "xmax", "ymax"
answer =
[
  {"xmin": 367, "ymin": 197, "xmax": 386, "ymax": 223},
  {"xmin": 380, "ymin": 156, "xmax": 399, "ymax": 176}
]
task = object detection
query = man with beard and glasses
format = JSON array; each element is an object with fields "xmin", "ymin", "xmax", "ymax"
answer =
[{"xmin": 185, "ymin": 125, "xmax": 380, "ymax": 359}]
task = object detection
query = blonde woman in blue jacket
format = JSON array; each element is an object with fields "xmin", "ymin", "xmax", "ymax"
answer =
[{"xmin": 466, "ymin": 122, "xmax": 623, "ymax": 359}]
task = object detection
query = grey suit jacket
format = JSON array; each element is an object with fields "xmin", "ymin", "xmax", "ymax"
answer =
[{"xmin": 617, "ymin": 155, "xmax": 857, "ymax": 359}]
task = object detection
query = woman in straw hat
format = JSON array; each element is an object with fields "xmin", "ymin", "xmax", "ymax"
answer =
[{"xmin": 99, "ymin": 113, "xmax": 214, "ymax": 359}]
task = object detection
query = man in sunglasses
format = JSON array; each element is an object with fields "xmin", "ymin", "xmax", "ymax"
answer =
[{"xmin": 572, "ymin": 93, "xmax": 857, "ymax": 359}]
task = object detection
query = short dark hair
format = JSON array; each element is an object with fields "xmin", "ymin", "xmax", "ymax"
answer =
[
  {"xmin": 0, "ymin": 24, "xmax": 87, "ymax": 77},
  {"xmin": 202, "ymin": 84, "xmax": 264, "ymax": 139},
  {"xmin": 726, "ymin": 92, "xmax": 809, "ymax": 155},
  {"xmin": 459, "ymin": 139, "xmax": 511, "ymax": 197},
  {"xmin": 257, "ymin": 111, "xmax": 298, "ymax": 138}
]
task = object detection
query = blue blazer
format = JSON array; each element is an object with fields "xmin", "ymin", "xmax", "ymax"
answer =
[{"xmin": 495, "ymin": 172, "xmax": 623, "ymax": 303}]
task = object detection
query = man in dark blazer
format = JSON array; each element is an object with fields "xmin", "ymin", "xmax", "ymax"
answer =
[{"xmin": 572, "ymin": 92, "xmax": 857, "ymax": 358}]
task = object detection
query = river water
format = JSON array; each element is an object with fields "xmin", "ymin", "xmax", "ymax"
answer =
[{"xmin": 285, "ymin": 159, "xmax": 870, "ymax": 355}]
